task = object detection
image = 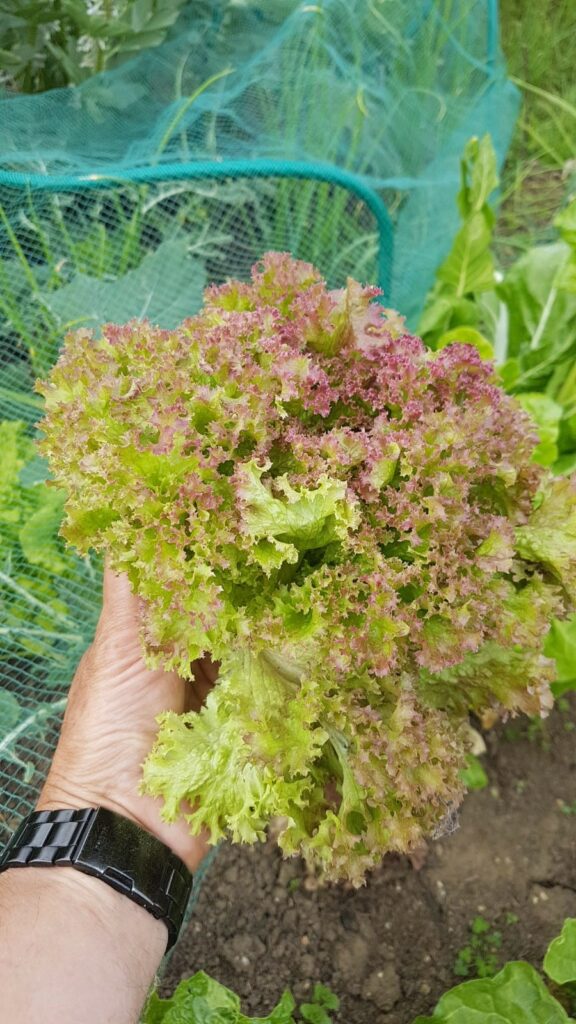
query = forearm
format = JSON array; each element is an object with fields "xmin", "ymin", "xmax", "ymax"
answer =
[{"xmin": 0, "ymin": 866, "xmax": 166, "ymax": 1024}]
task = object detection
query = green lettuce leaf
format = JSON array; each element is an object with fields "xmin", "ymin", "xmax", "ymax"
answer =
[
  {"xmin": 516, "ymin": 478, "xmax": 576, "ymax": 598},
  {"xmin": 544, "ymin": 615, "xmax": 576, "ymax": 696},
  {"xmin": 516, "ymin": 393, "xmax": 563, "ymax": 467},
  {"xmin": 237, "ymin": 462, "xmax": 360, "ymax": 574},
  {"xmin": 412, "ymin": 961, "xmax": 571, "ymax": 1023},
  {"xmin": 142, "ymin": 649, "xmax": 328, "ymax": 843},
  {"xmin": 543, "ymin": 918, "xmax": 576, "ymax": 986},
  {"xmin": 142, "ymin": 971, "xmax": 297, "ymax": 1024}
]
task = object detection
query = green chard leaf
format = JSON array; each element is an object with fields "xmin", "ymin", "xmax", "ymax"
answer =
[
  {"xmin": 516, "ymin": 393, "xmax": 563, "ymax": 467},
  {"xmin": 544, "ymin": 918, "xmax": 576, "ymax": 985},
  {"xmin": 419, "ymin": 135, "xmax": 498, "ymax": 346},
  {"xmin": 544, "ymin": 615, "xmax": 576, "ymax": 696}
]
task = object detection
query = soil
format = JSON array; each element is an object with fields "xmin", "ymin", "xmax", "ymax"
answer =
[{"xmin": 162, "ymin": 695, "xmax": 576, "ymax": 1023}]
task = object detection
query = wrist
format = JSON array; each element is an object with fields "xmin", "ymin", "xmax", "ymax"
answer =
[
  {"xmin": 0, "ymin": 865, "xmax": 167, "ymax": 1024},
  {"xmin": 1, "ymin": 862, "xmax": 167, "ymax": 949}
]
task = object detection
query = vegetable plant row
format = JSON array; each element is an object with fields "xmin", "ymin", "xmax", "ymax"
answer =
[{"xmin": 142, "ymin": 918, "xmax": 576, "ymax": 1022}]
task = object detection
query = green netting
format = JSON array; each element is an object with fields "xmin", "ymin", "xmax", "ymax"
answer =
[{"xmin": 0, "ymin": 0, "xmax": 519, "ymax": 853}]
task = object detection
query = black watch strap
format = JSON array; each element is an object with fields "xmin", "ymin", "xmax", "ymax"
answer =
[{"xmin": 0, "ymin": 807, "xmax": 193, "ymax": 951}]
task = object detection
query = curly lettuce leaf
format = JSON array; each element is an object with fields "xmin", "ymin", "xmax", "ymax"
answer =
[
  {"xmin": 143, "ymin": 650, "xmax": 328, "ymax": 843},
  {"xmin": 237, "ymin": 461, "xmax": 360, "ymax": 575}
]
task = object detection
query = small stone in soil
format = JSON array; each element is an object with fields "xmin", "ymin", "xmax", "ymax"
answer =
[
  {"xmin": 300, "ymin": 954, "xmax": 316, "ymax": 978},
  {"xmin": 277, "ymin": 861, "xmax": 300, "ymax": 886},
  {"xmin": 334, "ymin": 934, "xmax": 370, "ymax": 982},
  {"xmin": 221, "ymin": 933, "xmax": 266, "ymax": 971},
  {"xmin": 362, "ymin": 965, "xmax": 402, "ymax": 1011}
]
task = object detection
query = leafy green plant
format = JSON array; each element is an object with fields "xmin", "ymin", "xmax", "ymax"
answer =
[
  {"xmin": 37, "ymin": 252, "xmax": 576, "ymax": 884},
  {"xmin": 141, "ymin": 972, "xmax": 339, "ymax": 1024},
  {"xmin": 453, "ymin": 916, "xmax": 505, "ymax": 979},
  {"xmin": 458, "ymin": 754, "xmax": 489, "ymax": 791},
  {"xmin": 0, "ymin": 418, "xmax": 99, "ymax": 775},
  {"xmin": 420, "ymin": 135, "xmax": 576, "ymax": 476},
  {"xmin": 0, "ymin": 0, "xmax": 193, "ymax": 93},
  {"xmin": 0, "ymin": 420, "xmax": 91, "ymax": 656},
  {"xmin": 415, "ymin": 919, "xmax": 576, "ymax": 1023},
  {"xmin": 299, "ymin": 985, "xmax": 339, "ymax": 1024}
]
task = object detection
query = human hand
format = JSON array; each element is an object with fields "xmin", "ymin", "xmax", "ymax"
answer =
[{"xmin": 37, "ymin": 564, "xmax": 216, "ymax": 872}]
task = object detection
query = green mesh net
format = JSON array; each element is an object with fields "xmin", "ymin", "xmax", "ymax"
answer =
[{"xmin": 0, "ymin": 0, "xmax": 519, "ymax": 852}]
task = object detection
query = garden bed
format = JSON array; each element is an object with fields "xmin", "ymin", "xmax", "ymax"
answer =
[{"xmin": 162, "ymin": 695, "xmax": 576, "ymax": 1023}]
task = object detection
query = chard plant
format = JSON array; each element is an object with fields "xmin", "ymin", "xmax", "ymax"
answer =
[
  {"xmin": 145, "ymin": 920, "xmax": 576, "ymax": 1023},
  {"xmin": 38, "ymin": 252, "xmax": 576, "ymax": 883},
  {"xmin": 419, "ymin": 134, "xmax": 576, "ymax": 478}
]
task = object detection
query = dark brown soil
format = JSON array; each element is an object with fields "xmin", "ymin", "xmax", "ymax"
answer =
[{"xmin": 162, "ymin": 697, "xmax": 576, "ymax": 1023}]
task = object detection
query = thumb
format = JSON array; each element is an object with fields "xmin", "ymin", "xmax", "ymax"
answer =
[{"xmin": 102, "ymin": 561, "xmax": 140, "ymax": 625}]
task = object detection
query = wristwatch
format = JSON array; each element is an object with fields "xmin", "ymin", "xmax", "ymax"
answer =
[{"xmin": 0, "ymin": 807, "xmax": 193, "ymax": 951}]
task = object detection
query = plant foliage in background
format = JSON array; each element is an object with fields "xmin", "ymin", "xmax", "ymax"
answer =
[
  {"xmin": 0, "ymin": 419, "xmax": 99, "ymax": 781},
  {"xmin": 37, "ymin": 252, "xmax": 576, "ymax": 884},
  {"xmin": 0, "ymin": 0, "xmax": 192, "ymax": 93},
  {"xmin": 498, "ymin": 0, "xmax": 576, "ymax": 254},
  {"xmin": 0, "ymin": 419, "xmax": 89, "ymax": 662},
  {"xmin": 420, "ymin": 134, "xmax": 576, "ymax": 476}
]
